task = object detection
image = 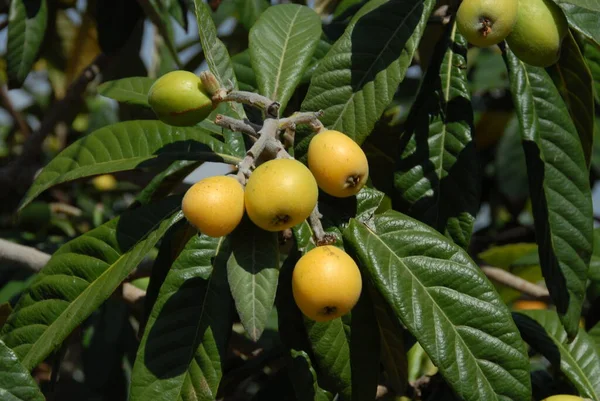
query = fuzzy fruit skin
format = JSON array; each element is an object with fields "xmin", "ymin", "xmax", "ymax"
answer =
[
  {"xmin": 244, "ymin": 159, "xmax": 318, "ymax": 232},
  {"xmin": 307, "ymin": 130, "xmax": 369, "ymax": 198},
  {"xmin": 148, "ymin": 70, "xmax": 213, "ymax": 127},
  {"xmin": 182, "ymin": 175, "xmax": 245, "ymax": 237},
  {"xmin": 456, "ymin": 0, "xmax": 518, "ymax": 47},
  {"xmin": 505, "ymin": 0, "xmax": 568, "ymax": 67},
  {"xmin": 292, "ymin": 246, "xmax": 362, "ymax": 322},
  {"xmin": 542, "ymin": 396, "xmax": 584, "ymax": 401}
]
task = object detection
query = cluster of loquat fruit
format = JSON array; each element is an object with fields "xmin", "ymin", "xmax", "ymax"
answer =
[
  {"xmin": 456, "ymin": 0, "xmax": 568, "ymax": 67},
  {"xmin": 147, "ymin": 70, "xmax": 368, "ymax": 322}
]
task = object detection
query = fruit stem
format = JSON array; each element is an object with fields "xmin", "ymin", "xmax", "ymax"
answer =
[
  {"xmin": 279, "ymin": 111, "xmax": 325, "ymax": 132},
  {"xmin": 213, "ymin": 89, "xmax": 280, "ymax": 118},
  {"xmin": 308, "ymin": 205, "xmax": 337, "ymax": 246},
  {"xmin": 236, "ymin": 119, "xmax": 280, "ymax": 184},
  {"xmin": 214, "ymin": 114, "xmax": 259, "ymax": 139}
]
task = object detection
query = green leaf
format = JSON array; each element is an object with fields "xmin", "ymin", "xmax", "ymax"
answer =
[
  {"xmin": 343, "ymin": 210, "xmax": 532, "ymax": 401},
  {"xmin": 582, "ymin": 40, "xmax": 600, "ymax": 103},
  {"xmin": 139, "ymin": 0, "xmax": 182, "ymax": 68},
  {"xmin": 554, "ymin": 0, "xmax": 600, "ymax": 14},
  {"xmin": 235, "ymin": 0, "xmax": 269, "ymax": 30},
  {"xmin": 370, "ymin": 287, "xmax": 408, "ymax": 394},
  {"xmin": 556, "ymin": 2, "xmax": 600, "ymax": 45},
  {"xmin": 133, "ymin": 160, "xmax": 201, "ymax": 207},
  {"xmin": 587, "ymin": 228, "xmax": 600, "ymax": 300},
  {"xmin": 288, "ymin": 350, "xmax": 334, "ymax": 401},
  {"xmin": 97, "ymin": 77, "xmax": 155, "ymax": 107},
  {"xmin": 589, "ymin": 322, "xmax": 600, "ymax": 353},
  {"xmin": 7, "ymin": 0, "xmax": 48, "ymax": 88},
  {"xmin": 394, "ymin": 24, "xmax": 479, "ymax": 249},
  {"xmin": 0, "ymin": 196, "xmax": 183, "ymax": 371},
  {"xmin": 349, "ymin": 286, "xmax": 380, "ymax": 401},
  {"xmin": 506, "ymin": 49, "xmax": 593, "ymax": 339},
  {"xmin": 21, "ymin": 120, "xmax": 240, "ymax": 209},
  {"xmin": 301, "ymin": 39, "xmax": 332, "ymax": 84},
  {"xmin": 249, "ymin": 4, "xmax": 322, "ymax": 113},
  {"xmin": 0, "ymin": 339, "xmax": 44, "ymax": 401},
  {"xmin": 301, "ymin": 0, "xmax": 435, "ymax": 144},
  {"xmin": 548, "ymin": 31, "xmax": 594, "ymax": 167},
  {"xmin": 130, "ymin": 233, "xmax": 233, "ymax": 401},
  {"xmin": 495, "ymin": 115, "xmax": 529, "ymax": 202},
  {"xmin": 514, "ymin": 310, "xmax": 600, "ymax": 400},
  {"xmin": 305, "ymin": 317, "xmax": 352, "ymax": 398},
  {"xmin": 232, "ymin": 50, "xmax": 258, "ymax": 92},
  {"xmin": 193, "ymin": 0, "xmax": 245, "ymax": 118},
  {"xmin": 227, "ymin": 220, "xmax": 279, "ymax": 342}
]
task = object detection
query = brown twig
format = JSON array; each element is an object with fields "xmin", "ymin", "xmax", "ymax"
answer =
[
  {"xmin": 214, "ymin": 114, "xmax": 259, "ymax": 138},
  {"xmin": 480, "ymin": 265, "xmax": 549, "ymax": 298},
  {"xmin": 0, "ymin": 85, "xmax": 30, "ymax": 138},
  {"xmin": 0, "ymin": 238, "xmax": 146, "ymax": 307},
  {"xmin": 214, "ymin": 89, "xmax": 280, "ymax": 118}
]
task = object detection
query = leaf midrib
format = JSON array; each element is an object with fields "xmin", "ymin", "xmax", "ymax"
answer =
[
  {"xmin": 361, "ymin": 220, "xmax": 525, "ymax": 398},
  {"xmin": 270, "ymin": 6, "xmax": 302, "ymax": 101},
  {"xmin": 548, "ymin": 329, "xmax": 599, "ymax": 399},
  {"xmin": 331, "ymin": 0, "xmax": 423, "ymax": 130}
]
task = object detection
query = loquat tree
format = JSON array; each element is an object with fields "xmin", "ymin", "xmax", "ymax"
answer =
[{"xmin": 0, "ymin": 0, "xmax": 599, "ymax": 400}]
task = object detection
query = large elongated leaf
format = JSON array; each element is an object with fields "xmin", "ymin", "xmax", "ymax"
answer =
[
  {"xmin": 0, "ymin": 196, "xmax": 183, "ymax": 371},
  {"xmin": 130, "ymin": 234, "xmax": 233, "ymax": 401},
  {"xmin": 554, "ymin": 0, "xmax": 600, "ymax": 12},
  {"xmin": 394, "ymin": 23, "xmax": 479, "ymax": 249},
  {"xmin": 0, "ymin": 340, "xmax": 44, "ymax": 401},
  {"xmin": 21, "ymin": 120, "xmax": 240, "ymax": 209},
  {"xmin": 97, "ymin": 77, "xmax": 155, "ymax": 107},
  {"xmin": 249, "ymin": 4, "xmax": 321, "ymax": 113},
  {"xmin": 301, "ymin": 0, "xmax": 434, "ymax": 144},
  {"xmin": 236, "ymin": 0, "xmax": 269, "ymax": 30},
  {"xmin": 7, "ymin": 0, "xmax": 48, "ymax": 88},
  {"xmin": 513, "ymin": 310, "xmax": 600, "ymax": 400},
  {"xmin": 227, "ymin": 221, "xmax": 279, "ymax": 342},
  {"xmin": 371, "ymin": 287, "xmax": 408, "ymax": 394},
  {"xmin": 344, "ymin": 210, "xmax": 532, "ymax": 401},
  {"xmin": 193, "ymin": 1, "xmax": 245, "ymax": 118},
  {"xmin": 582, "ymin": 40, "xmax": 600, "ymax": 103},
  {"xmin": 548, "ymin": 31, "xmax": 594, "ymax": 168},
  {"xmin": 288, "ymin": 350, "xmax": 334, "ymax": 401},
  {"xmin": 506, "ymin": 50, "xmax": 593, "ymax": 339},
  {"xmin": 556, "ymin": 2, "xmax": 600, "ymax": 45}
]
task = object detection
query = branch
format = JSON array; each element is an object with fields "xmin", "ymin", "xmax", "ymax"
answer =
[
  {"xmin": 0, "ymin": 238, "xmax": 146, "ymax": 307},
  {"xmin": 0, "ymin": 85, "xmax": 30, "ymax": 138},
  {"xmin": 214, "ymin": 114, "xmax": 259, "ymax": 138},
  {"xmin": 308, "ymin": 205, "xmax": 336, "ymax": 246},
  {"xmin": 214, "ymin": 89, "xmax": 280, "ymax": 118},
  {"xmin": 480, "ymin": 265, "xmax": 549, "ymax": 299},
  {"xmin": 235, "ymin": 119, "xmax": 280, "ymax": 183},
  {"xmin": 278, "ymin": 111, "xmax": 325, "ymax": 132},
  {"xmin": 0, "ymin": 238, "xmax": 50, "ymax": 272}
]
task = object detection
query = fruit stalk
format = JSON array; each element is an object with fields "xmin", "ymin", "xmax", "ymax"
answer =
[
  {"xmin": 214, "ymin": 114, "xmax": 259, "ymax": 139},
  {"xmin": 213, "ymin": 89, "xmax": 281, "ymax": 118},
  {"xmin": 308, "ymin": 205, "xmax": 336, "ymax": 246}
]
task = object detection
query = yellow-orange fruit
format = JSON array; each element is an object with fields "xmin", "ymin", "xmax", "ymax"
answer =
[
  {"xmin": 182, "ymin": 175, "xmax": 244, "ymax": 237},
  {"xmin": 92, "ymin": 174, "xmax": 117, "ymax": 191},
  {"xmin": 292, "ymin": 246, "xmax": 362, "ymax": 322},
  {"xmin": 244, "ymin": 159, "xmax": 318, "ymax": 232},
  {"xmin": 542, "ymin": 396, "xmax": 584, "ymax": 401},
  {"xmin": 307, "ymin": 130, "xmax": 369, "ymax": 198},
  {"xmin": 512, "ymin": 300, "xmax": 548, "ymax": 311}
]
